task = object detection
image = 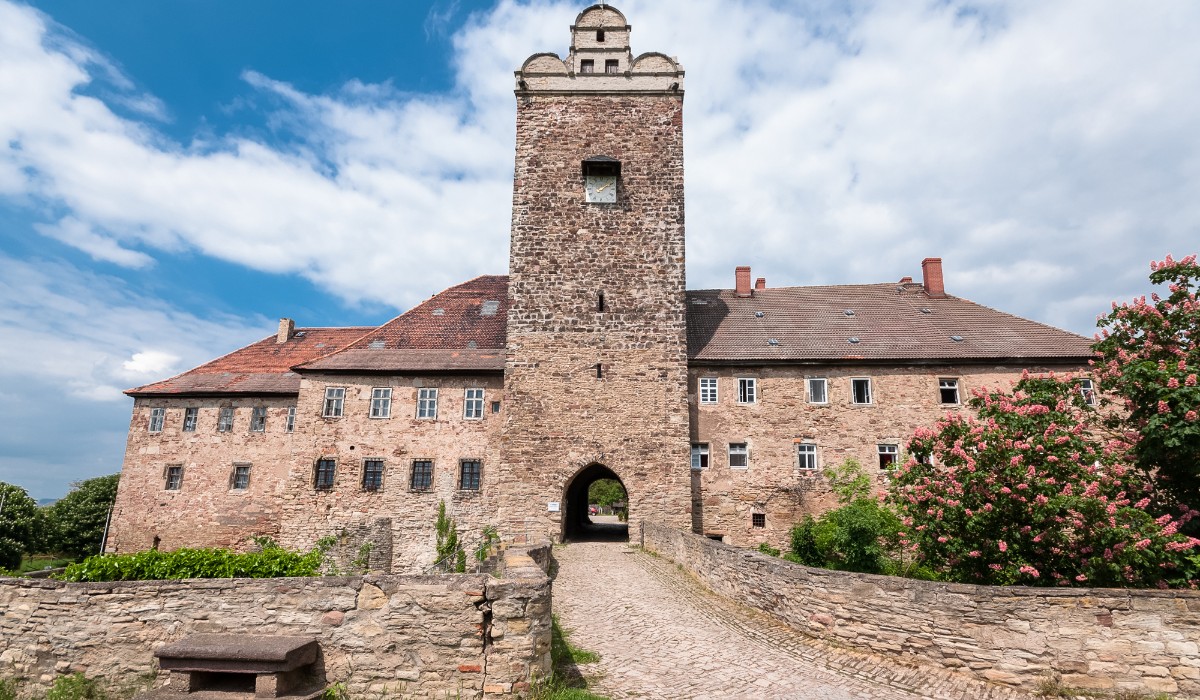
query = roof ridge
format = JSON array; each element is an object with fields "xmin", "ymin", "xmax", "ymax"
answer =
[{"xmin": 124, "ymin": 332, "xmax": 276, "ymax": 395}]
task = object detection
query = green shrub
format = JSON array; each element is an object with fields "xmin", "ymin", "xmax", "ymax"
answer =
[
  {"xmin": 47, "ymin": 673, "xmax": 105, "ymax": 700},
  {"xmin": 0, "ymin": 678, "xmax": 19, "ymax": 700},
  {"xmin": 56, "ymin": 539, "xmax": 330, "ymax": 582},
  {"xmin": 756, "ymin": 542, "xmax": 780, "ymax": 557}
]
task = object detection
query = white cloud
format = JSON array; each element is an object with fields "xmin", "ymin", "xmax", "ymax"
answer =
[{"xmin": 122, "ymin": 350, "xmax": 183, "ymax": 378}]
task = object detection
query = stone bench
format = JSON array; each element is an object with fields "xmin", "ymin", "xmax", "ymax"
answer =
[{"xmin": 142, "ymin": 634, "xmax": 326, "ymax": 700}]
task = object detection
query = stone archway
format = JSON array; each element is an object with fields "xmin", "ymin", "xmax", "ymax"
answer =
[{"xmin": 563, "ymin": 463, "xmax": 629, "ymax": 542}]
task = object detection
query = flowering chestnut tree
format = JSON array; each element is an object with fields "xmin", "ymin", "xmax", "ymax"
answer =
[
  {"xmin": 1093, "ymin": 254, "xmax": 1200, "ymax": 511},
  {"xmin": 890, "ymin": 376, "xmax": 1200, "ymax": 587}
]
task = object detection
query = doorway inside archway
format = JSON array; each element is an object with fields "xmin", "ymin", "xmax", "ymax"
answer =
[{"xmin": 563, "ymin": 463, "xmax": 628, "ymax": 541}]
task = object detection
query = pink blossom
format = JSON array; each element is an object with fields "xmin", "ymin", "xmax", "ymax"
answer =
[
  {"xmin": 998, "ymin": 541, "xmax": 1008, "ymax": 553},
  {"xmin": 1019, "ymin": 565, "xmax": 1040, "ymax": 578},
  {"xmin": 968, "ymin": 550, "xmax": 981, "ymax": 558},
  {"xmin": 1158, "ymin": 400, "xmax": 1171, "ymax": 414}
]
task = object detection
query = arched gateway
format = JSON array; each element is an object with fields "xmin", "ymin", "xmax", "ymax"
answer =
[{"xmin": 562, "ymin": 463, "xmax": 629, "ymax": 541}]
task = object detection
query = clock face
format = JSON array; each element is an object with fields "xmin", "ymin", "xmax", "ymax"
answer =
[{"xmin": 585, "ymin": 174, "xmax": 617, "ymax": 203}]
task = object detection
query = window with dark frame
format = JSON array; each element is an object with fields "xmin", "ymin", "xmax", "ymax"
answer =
[
  {"xmin": 851, "ymin": 378, "xmax": 872, "ymax": 405},
  {"xmin": 165, "ymin": 465, "xmax": 183, "ymax": 490},
  {"xmin": 878, "ymin": 444, "xmax": 899, "ymax": 469},
  {"xmin": 605, "ymin": 59, "xmax": 619, "ymax": 74},
  {"xmin": 182, "ymin": 407, "xmax": 198, "ymax": 432},
  {"xmin": 729, "ymin": 443, "xmax": 749, "ymax": 468},
  {"xmin": 217, "ymin": 407, "xmax": 234, "ymax": 432},
  {"xmin": 796, "ymin": 443, "xmax": 818, "ymax": 470},
  {"xmin": 250, "ymin": 406, "xmax": 267, "ymax": 432},
  {"xmin": 148, "ymin": 407, "xmax": 165, "ymax": 433},
  {"xmin": 580, "ymin": 59, "xmax": 595, "ymax": 73},
  {"xmin": 939, "ymin": 379, "xmax": 960, "ymax": 405},
  {"xmin": 690, "ymin": 443, "xmax": 709, "ymax": 470},
  {"xmin": 596, "ymin": 29, "xmax": 605, "ymax": 42},
  {"xmin": 460, "ymin": 460, "xmax": 482, "ymax": 491},
  {"xmin": 751, "ymin": 512, "xmax": 766, "ymax": 528},
  {"xmin": 411, "ymin": 460, "xmax": 433, "ymax": 491},
  {"xmin": 362, "ymin": 459, "xmax": 385, "ymax": 491},
  {"xmin": 314, "ymin": 459, "xmax": 336, "ymax": 490},
  {"xmin": 232, "ymin": 464, "xmax": 251, "ymax": 490}
]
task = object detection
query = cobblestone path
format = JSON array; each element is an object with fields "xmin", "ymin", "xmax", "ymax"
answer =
[{"xmin": 551, "ymin": 541, "xmax": 1033, "ymax": 700}]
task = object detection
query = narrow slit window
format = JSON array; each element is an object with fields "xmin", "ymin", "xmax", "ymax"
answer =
[
  {"xmin": 286, "ymin": 406, "xmax": 296, "ymax": 433},
  {"xmin": 598, "ymin": 292, "xmax": 605, "ymax": 312},
  {"xmin": 596, "ymin": 363, "xmax": 603, "ymax": 379}
]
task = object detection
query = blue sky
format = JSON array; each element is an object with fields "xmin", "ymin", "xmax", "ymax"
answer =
[{"xmin": 2, "ymin": 0, "xmax": 1199, "ymax": 499}]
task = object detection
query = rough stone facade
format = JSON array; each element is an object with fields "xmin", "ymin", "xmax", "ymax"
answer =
[
  {"xmin": 0, "ymin": 545, "xmax": 551, "ymax": 699},
  {"xmin": 644, "ymin": 522, "xmax": 1200, "ymax": 697}
]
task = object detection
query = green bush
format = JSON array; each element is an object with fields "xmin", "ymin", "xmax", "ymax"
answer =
[
  {"xmin": 756, "ymin": 542, "xmax": 780, "ymax": 557},
  {"xmin": 57, "ymin": 539, "xmax": 329, "ymax": 582},
  {"xmin": 0, "ymin": 678, "xmax": 19, "ymax": 700},
  {"xmin": 47, "ymin": 673, "xmax": 105, "ymax": 700}
]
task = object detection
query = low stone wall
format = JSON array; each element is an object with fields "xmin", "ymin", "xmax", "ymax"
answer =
[
  {"xmin": 0, "ymin": 546, "xmax": 551, "ymax": 699},
  {"xmin": 643, "ymin": 522, "xmax": 1200, "ymax": 697}
]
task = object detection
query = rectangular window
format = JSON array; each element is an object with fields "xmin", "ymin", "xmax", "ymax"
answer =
[
  {"xmin": 164, "ymin": 465, "xmax": 183, "ymax": 490},
  {"xmin": 728, "ymin": 443, "xmax": 749, "ymax": 469},
  {"xmin": 796, "ymin": 443, "xmax": 818, "ymax": 470},
  {"xmin": 182, "ymin": 407, "xmax": 198, "ymax": 432},
  {"xmin": 939, "ymin": 379, "xmax": 960, "ymax": 405},
  {"xmin": 369, "ymin": 387, "xmax": 392, "ymax": 419},
  {"xmin": 491, "ymin": 401, "xmax": 501, "ymax": 414},
  {"xmin": 362, "ymin": 459, "xmax": 385, "ymax": 492},
  {"xmin": 752, "ymin": 513, "xmax": 766, "ymax": 528},
  {"xmin": 314, "ymin": 459, "xmax": 336, "ymax": 490},
  {"xmin": 323, "ymin": 387, "xmax": 345, "ymax": 418},
  {"xmin": 217, "ymin": 407, "xmax": 234, "ymax": 432},
  {"xmin": 605, "ymin": 59, "xmax": 619, "ymax": 74},
  {"xmin": 699, "ymin": 377, "xmax": 718, "ymax": 405},
  {"xmin": 148, "ymin": 408, "xmax": 166, "ymax": 433},
  {"xmin": 286, "ymin": 406, "xmax": 296, "ymax": 433},
  {"xmin": 231, "ymin": 464, "xmax": 251, "ymax": 490},
  {"xmin": 807, "ymin": 378, "xmax": 828, "ymax": 405},
  {"xmin": 737, "ymin": 378, "xmax": 757, "ymax": 404},
  {"xmin": 411, "ymin": 460, "xmax": 433, "ymax": 491},
  {"xmin": 460, "ymin": 460, "xmax": 482, "ymax": 491},
  {"xmin": 464, "ymin": 388, "xmax": 485, "ymax": 419},
  {"xmin": 878, "ymin": 444, "xmax": 899, "ymax": 469},
  {"xmin": 851, "ymin": 378, "xmax": 873, "ymax": 405},
  {"xmin": 417, "ymin": 388, "xmax": 438, "ymax": 419},
  {"xmin": 1079, "ymin": 378, "xmax": 1097, "ymax": 405},
  {"xmin": 691, "ymin": 443, "xmax": 710, "ymax": 470},
  {"xmin": 580, "ymin": 59, "xmax": 595, "ymax": 73},
  {"xmin": 250, "ymin": 406, "xmax": 267, "ymax": 432}
]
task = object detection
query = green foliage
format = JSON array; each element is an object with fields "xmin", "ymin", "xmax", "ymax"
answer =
[
  {"xmin": 56, "ymin": 538, "xmax": 330, "ymax": 582},
  {"xmin": 0, "ymin": 482, "xmax": 40, "ymax": 571},
  {"xmin": 587, "ymin": 479, "xmax": 625, "ymax": 508},
  {"xmin": 44, "ymin": 475, "xmax": 120, "ymax": 561},
  {"xmin": 756, "ymin": 542, "xmax": 780, "ymax": 557},
  {"xmin": 475, "ymin": 525, "xmax": 500, "ymax": 563},
  {"xmin": 892, "ymin": 375, "xmax": 1200, "ymax": 587},
  {"xmin": 322, "ymin": 681, "xmax": 349, "ymax": 700},
  {"xmin": 823, "ymin": 458, "xmax": 874, "ymax": 504},
  {"xmin": 532, "ymin": 615, "xmax": 605, "ymax": 700},
  {"xmin": 0, "ymin": 678, "xmax": 18, "ymax": 700},
  {"xmin": 434, "ymin": 501, "xmax": 466, "ymax": 573},
  {"xmin": 1093, "ymin": 254, "xmax": 1200, "ymax": 513},
  {"xmin": 47, "ymin": 673, "xmax": 105, "ymax": 700}
]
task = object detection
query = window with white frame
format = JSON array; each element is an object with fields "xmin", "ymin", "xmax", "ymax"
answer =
[
  {"xmin": 1079, "ymin": 378, "xmax": 1097, "ymax": 406},
  {"xmin": 314, "ymin": 459, "xmax": 336, "ymax": 490},
  {"xmin": 691, "ymin": 443, "xmax": 709, "ymax": 470},
  {"xmin": 231, "ymin": 464, "xmax": 251, "ymax": 490},
  {"xmin": 851, "ymin": 378, "xmax": 873, "ymax": 405},
  {"xmin": 217, "ymin": 407, "xmax": 234, "ymax": 432},
  {"xmin": 807, "ymin": 378, "xmax": 828, "ymax": 404},
  {"xmin": 369, "ymin": 388, "xmax": 392, "ymax": 419},
  {"xmin": 464, "ymin": 388, "xmax": 485, "ymax": 419},
  {"xmin": 878, "ymin": 443, "xmax": 899, "ymax": 469},
  {"xmin": 417, "ymin": 388, "xmax": 438, "ymax": 419},
  {"xmin": 411, "ymin": 460, "xmax": 433, "ymax": 490},
  {"xmin": 737, "ymin": 378, "xmax": 757, "ymax": 404},
  {"xmin": 286, "ymin": 406, "xmax": 296, "ymax": 433},
  {"xmin": 323, "ymin": 387, "xmax": 346, "ymax": 418},
  {"xmin": 362, "ymin": 459, "xmax": 385, "ymax": 491},
  {"xmin": 699, "ymin": 377, "xmax": 718, "ymax": 404},
  {"xmin": 939, "ymin": 379, "xmax": 960, "ymax": 405},
  {"xmin": 182, "ymin": 407, "xmax": 198, "ymax": 432},
  {"xmin": 460, "ymin": 460, "xmax": 482, "ymax": 490},
  {"xmin": 148, "ymin": 408, "xmax": 165, "ymax": 433},
  {"xmin": 728, "ymin": 443, "xmax": 749, "ymax": 469},
  {"xmin": 250, "ymin": 406, "xmax": 267, "ymax": 432},
  {"xmin": 796, "ymin": 443, "xmax": 818, "ymax": 470},
  {"xmin": 164, "ymin": 465, "xmax": 183, "ymax": 490}
]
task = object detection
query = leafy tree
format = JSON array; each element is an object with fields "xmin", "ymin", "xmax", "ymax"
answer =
[
  {"xmin": 587, "ymin": 479, "xmax": 625, "ymax": 508},
  {"xmin": 1092, "ymin": 254, "xmax": 1200, "ymax": 512},
  {"xmin": 892, "ymin": 375, "xmax": 1200, "ymax": 587},
  {"xmin": 45, "ymin": 474, "xmax": 119, "ymax": 560},
  {"xmin": 0, "ymin": 483, "xmax": 42, "ymax": 570}
]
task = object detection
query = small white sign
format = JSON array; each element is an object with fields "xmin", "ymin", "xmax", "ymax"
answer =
[{"xmin": 547, "ymin": 501, "xmax": 560, "ymax": 512}]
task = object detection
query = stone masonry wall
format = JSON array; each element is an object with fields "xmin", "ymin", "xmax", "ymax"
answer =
[
  {"xmin": 0, "ymin": 547, "xmax": 551, "ymax": 700},
  {"xmin": 688, "ymin": 362, "xmax": 1088, "ymax": 550},
  {"xmin": 501, "ymin": 91, "xmax": 692, "ymax": 541},
  {"xmin": 644, "ymin": 522, "xmax": 1200, "ymax": 697}
]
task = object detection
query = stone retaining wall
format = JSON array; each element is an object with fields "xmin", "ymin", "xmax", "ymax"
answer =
[
  {"xmin": 643, "ymin": 522, "xmax": 1200, "ymax": 697},
  {"xmin": 0, "ymin": 546, "xmax": 551, "ymax": 699}
]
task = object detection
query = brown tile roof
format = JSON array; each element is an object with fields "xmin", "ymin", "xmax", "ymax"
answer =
[
  {"xmin": 125, "ymin": 327, "xmax": 373, "ymax": 397},
  {"xmin": 296, "ymin": 275, "xmax": 508, "ymax": 373},
  {"xmin": 686, "ymin": 283, "xmax": 1093, "ymax": 364}
]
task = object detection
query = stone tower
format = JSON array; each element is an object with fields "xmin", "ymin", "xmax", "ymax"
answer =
[{"xmin": 499, "ymin": 4, "xmax": 691, "ymax": 541}]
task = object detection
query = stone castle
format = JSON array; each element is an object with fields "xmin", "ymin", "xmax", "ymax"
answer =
[{"xmin": 107, "ymin": 4, "xmax": 1092, "ymax": 570}]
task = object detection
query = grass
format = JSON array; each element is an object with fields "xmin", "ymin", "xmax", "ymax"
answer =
[
  {"xmin": 531, "ymin": 616, "xmax": 605, "ymax": 700},
  {"xmin": 1034, "ymin": 676, "xmax": 1174, "ymax": 700},
  {"xmin": 18, "ymin": 554, "xmax": 73, "ymax": 575}
]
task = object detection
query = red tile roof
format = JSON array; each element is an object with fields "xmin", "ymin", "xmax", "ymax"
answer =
[
  {"xmin": 686, "ymin": 283, "xmax": 1093, "ymax": 363},
  {"xmin": 125, "ymin": 327, "xmax": 372, "ymax": 396}
]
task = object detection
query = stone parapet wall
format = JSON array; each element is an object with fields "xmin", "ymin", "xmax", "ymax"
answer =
[
  {"xmin": 643, "ymin": 522, "xmax": 1200, "ymax": 697},
  {"xmin": 0, "ymin": 550, "xmax": 550, "ymax": 699}
]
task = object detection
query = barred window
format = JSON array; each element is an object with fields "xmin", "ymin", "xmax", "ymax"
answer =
[
  {"xmin": 148, "ymin": 408, "xmax": 165, "ymax": 433},
  {"xmin": 751, "ymin": 512, "xmax": 766, "ymax": 528},
  {"xmin": 796, "ymin": 443, "xmax": 818, "ymax": 470},
  {"xmin": 250, "ymin": 406, "xmax": 267, "ymax": 432},
  {"xmin": 323, "ymin": 387, "xmax": 345, "ymax": 418},
  {"xmin": 182, "ymin": 407, "xmax": 198, "ymax": 432},
  {"xmin": 314, "ymin": 459, "xmax": 336, "ymax": 490},
  {"xmin": 370, "ymin": 388, "xmax": 392, "ymax": 419},
  {"xmin": 362, "ymin": 459, "xmax": 385, "ymax": 491},
  {"xmin": 217, "ymin": 407, "xmax": 234, "ymax": 432},
  {"xmin": 231, "ymin": 464, "xmax": 251, "ymax": 490},
  {"xmin": 411, "ymin": 460, "xmax": 433, "ymax": 491},
  {"xmin": 460, "ymin": 460, "xmax": 481, "ymax": 491},
  {"xmin": 165, "ymin": 465, "xmax": 183, "ymax": 490},
  {"xmin": 464, "ymin": 388, "xmax": 485, "ymax": 419},
  {"xmin": 699, "ymin": 377, "xmax": 718, "ymax": 404},
  {"xmin": 417, "ymin": 388, "xmax": 438, "ymax": 419}
]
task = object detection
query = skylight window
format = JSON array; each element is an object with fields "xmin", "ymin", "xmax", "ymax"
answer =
[{"xmin": 481, "ymin": 301, "xmax": 500, "ymax": 316}]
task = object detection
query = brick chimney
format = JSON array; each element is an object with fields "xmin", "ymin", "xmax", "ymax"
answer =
[
  {"xmin": 735, "ymin": 266, "xmax": 752, "ymax": 298},
  {"xmin": 754, "ymin": 277, "xmax": 766, "ymax": 290},
  {"xmin": 277, "ymin": 318, "xmax": 295, "ymax": 344},
  {"xmin": 921, "ymin": 258, "xmax": 945, "ymax": 298}
]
